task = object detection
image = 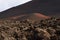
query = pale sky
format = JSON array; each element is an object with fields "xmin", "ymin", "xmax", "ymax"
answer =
[{"xmin": 0, "ymin": 0, "xmax": 31, "ymax": 12}]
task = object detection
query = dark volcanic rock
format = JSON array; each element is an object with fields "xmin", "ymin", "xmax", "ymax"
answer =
[{"xmin": 0, "ymin": 0, "xmax": 60, "ymax": 19}]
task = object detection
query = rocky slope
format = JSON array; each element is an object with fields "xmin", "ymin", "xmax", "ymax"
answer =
[{"xmin": 0, "ymin": 17, "xmax": 60, "ymax": 40}]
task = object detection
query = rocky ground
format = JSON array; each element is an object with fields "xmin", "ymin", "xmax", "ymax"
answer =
[{"xmin": 0, "ymin": 17, "xmax": 60, "ymax": 40}]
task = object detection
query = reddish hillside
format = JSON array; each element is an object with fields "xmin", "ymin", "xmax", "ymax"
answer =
[
  {"xmin": 34, "ymin": 13, "xmax": 50, "ymax": 19},
  {"xmin": 5, "ymin": 13, "xmax": 50, "ymax": 21}
]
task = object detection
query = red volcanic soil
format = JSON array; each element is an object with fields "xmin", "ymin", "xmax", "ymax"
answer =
[
  {"xmin": 6, "ymin": 13, "xmax": 50, "ymax": 20},
  {"xmin": 8, "ymin": 15, "xmax": 27, "ymax": 20},
  {"xmin": 34, "ymin": 13, "xmax": 50, "ymax": 19}
]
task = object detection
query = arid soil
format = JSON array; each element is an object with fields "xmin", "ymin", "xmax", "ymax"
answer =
[{"xmin": 0, "ymin": 17, "xmax": 60, "ymax": 40}]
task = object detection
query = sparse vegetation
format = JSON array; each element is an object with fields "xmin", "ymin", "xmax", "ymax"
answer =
[{"xmin": 0, "ymin": 17, "xmax": 60, "ymax": 40}]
